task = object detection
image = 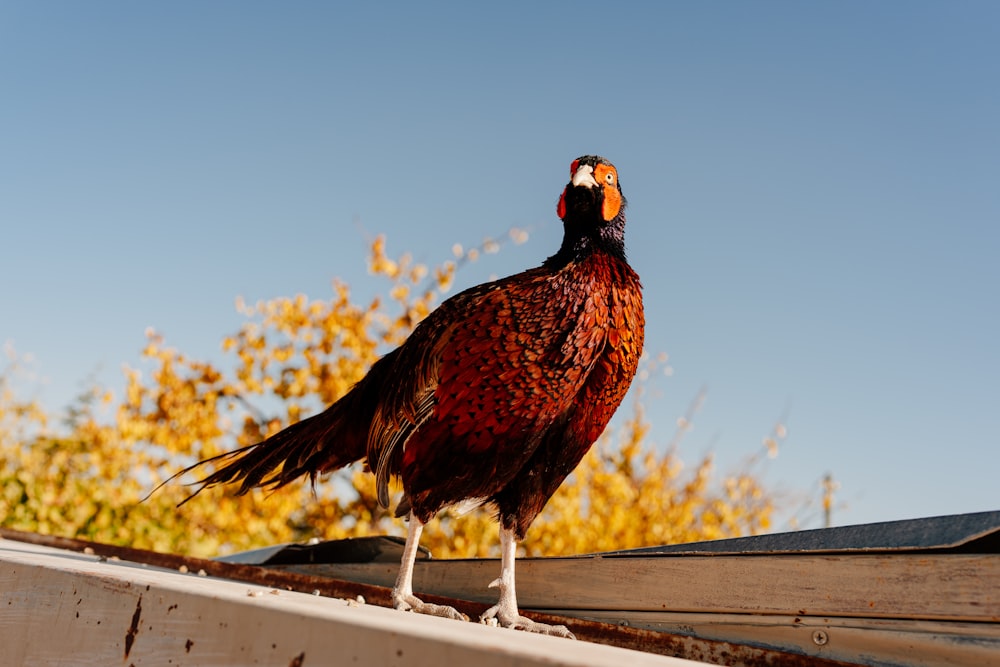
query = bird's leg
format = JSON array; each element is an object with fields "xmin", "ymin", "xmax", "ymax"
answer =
[
  {"xmin": 391, "ymin": 512, "xmax": 467, "ymax": 621},
  {"xmin": 480, "ymin": 526, "xmax": 575, "ymax": 639}
]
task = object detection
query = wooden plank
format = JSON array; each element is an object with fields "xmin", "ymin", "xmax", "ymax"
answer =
[
  {"xmin": 281, "ymin": 553, "xmax": 1000, "ymax": 622},
  {"xmin": 553, "ymin": 612, "xmax": 1000, "ymax": 667},
  {"xmin": 0, "ymin": 538, "xmax": 698, "ymax": 667}
]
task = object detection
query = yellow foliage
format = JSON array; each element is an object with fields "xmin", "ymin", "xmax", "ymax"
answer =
[{"xmin": 1, "ymin": 233, "xmax": 775, "ymax": 558}]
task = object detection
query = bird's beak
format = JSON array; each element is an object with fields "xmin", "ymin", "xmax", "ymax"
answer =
[{"xmin": 571, "ymin": 164, "xmax": 598, "ymax": 189}]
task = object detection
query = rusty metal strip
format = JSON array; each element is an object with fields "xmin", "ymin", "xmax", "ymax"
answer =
[{"xmin": 0, "ymin": 528, "xmax": 860, "ymax": 666}]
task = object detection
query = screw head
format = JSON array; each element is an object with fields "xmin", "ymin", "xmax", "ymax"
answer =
[{"xmin": 812, "ymin": 630, "xmax": 829, "ymax": 646}]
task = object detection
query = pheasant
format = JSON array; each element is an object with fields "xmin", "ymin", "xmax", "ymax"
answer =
[{"xmin": 179, "ymin": 155, "xmax": 645, "ymax": 637}]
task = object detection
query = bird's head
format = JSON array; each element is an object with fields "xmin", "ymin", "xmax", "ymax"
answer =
[
  {"xmin": 553, "ymin": 155, "xmax": 628, "ymax": 262},
  {"xmin": 557, "ymin": 155, "xmax": 624, "ymax": 224}
]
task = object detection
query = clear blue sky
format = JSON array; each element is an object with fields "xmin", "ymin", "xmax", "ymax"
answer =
[{"xmin": 2, "ymin": 2, "xmax": 998, "ymax": 530}]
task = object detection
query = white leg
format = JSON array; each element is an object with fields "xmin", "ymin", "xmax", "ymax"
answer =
[
  {"xmin": 480, "ymin": 526, "xmax": 574, "ymax": 639},
  {"xmin": 391, "ymin": 512, "xmax": 467, "ymax": 621}
]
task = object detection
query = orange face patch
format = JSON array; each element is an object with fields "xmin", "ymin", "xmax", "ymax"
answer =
[{"xmin": 593, "ymin": 163, "xmax": 622, "ymax": 221}]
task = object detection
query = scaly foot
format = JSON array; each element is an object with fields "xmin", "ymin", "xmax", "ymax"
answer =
[
  {"xmin": 480, "ymin": 603, "xmax": 575, "ymax": 639},
  {"xmin": 393, "ymin": 592, "xmax": 468, "ymax": 622},
  {"xmin": 480, "ymin": 527, "xmax": 576, "ymax": 638},
  {"xmin": 391, "ymin": 513, "xmax": 468, "ymax": 622}
]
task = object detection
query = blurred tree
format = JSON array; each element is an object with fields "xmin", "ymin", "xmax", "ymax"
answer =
[{"xmin": 0, "ymin": 233, "xmax": 776, "ymax": 558}]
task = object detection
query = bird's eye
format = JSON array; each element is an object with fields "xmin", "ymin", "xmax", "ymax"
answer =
[{"xmin": 605, "ymin": 171, "xmax": 616, "ymax": 185}]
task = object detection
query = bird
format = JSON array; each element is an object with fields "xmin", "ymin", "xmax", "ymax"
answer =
[{"xmin": 176, "ymin": 155, "xmax": 645, "ymax": 638}]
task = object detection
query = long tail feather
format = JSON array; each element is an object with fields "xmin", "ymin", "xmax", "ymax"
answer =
[
  {"xmin": 208, "ymin": 403, "xmax": 362, "ymax": 498},
  {"xmin": 144, "ymin": 395, "xmax": 369, "ymax": 506},
  {"xmin": 148, "ymin": 348, "xmax": 397, "ymax": 507}
]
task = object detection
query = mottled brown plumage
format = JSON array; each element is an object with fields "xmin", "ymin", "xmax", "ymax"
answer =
[{"xmin": 178, "ymin": 155, "xmax": 644, "ymax": 637}]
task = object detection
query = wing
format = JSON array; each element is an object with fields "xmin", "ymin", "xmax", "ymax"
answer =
[
  {"xmin": 366, "ymin": 324, "xmax": 446, "ymax": 509},
  {"xmin": 366, "ymin": 263, "xmax": 612, "ymax": 509},
  {"xmin": 395, "ymin": 264, "xmax": 619, "ymax": 516},
  {"xmin": 366, "ymin": 277, "xmax": 496, "ymax": 508},
  {"xmin": 433, "ymin": 272, "xmax": 607, "ymax": 452}
]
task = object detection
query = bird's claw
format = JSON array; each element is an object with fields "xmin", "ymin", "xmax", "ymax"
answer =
[
  {"xmin": 479, "ymin": 606, "xmax": 575, "ymax": 639},
  {"xmin": 394, "ymin": 594, "xmax": 468, "ymax": 622}
]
